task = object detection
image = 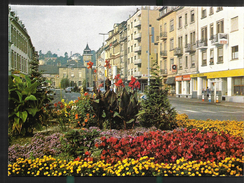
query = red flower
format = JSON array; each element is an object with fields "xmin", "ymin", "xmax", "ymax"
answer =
[
  {"xmin": 87, "ymin": 61, "xmax": 93, "ymax": 69},
  {"xmin": 85, "ymin": 151, "xmax": 91, "ymax": 156},
  {"xmin": 84, "ymin": 92, "xmax": 88, "ymax": 96},
  {"xmin": 135, "ymin": 81, "xmax": 140, "ymax": 89},
  {"xmin": 114, "ymin": 74, "xmax": 120, "ymax": 80},
  {"xmin": 54, "ymin": 103, "xmax": 57, "ymax": 107},
  {"xmin": 74, "ymin": 157, "xmax": 80, "ymax": 161},
  {"xmin": 94, "ymin": 69, "xmax": 97, "ymax": 73},
  {"xmin": 115, "ymin": 79, "xmax": 125, "ymax": 87}
]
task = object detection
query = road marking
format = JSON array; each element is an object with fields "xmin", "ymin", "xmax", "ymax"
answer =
[
  {"xmin": 202, "ymin": 110, "xmax": 216, "ymax": 114},
  {"xmin": 218, "ymin": 111, "xmax": 243, "ymax": 114},
  {"xmin": 184, "ymin": 110, "xmax": 198, "ymax": 113}
]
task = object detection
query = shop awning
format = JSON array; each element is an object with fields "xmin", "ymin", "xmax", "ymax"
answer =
[{"xmin": 166, "ymin": 77, "xmax": 175, "ymax": 85}]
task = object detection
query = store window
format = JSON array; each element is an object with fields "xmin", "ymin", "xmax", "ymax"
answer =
[
  {"xmin": 232, "ymin": 46, "xmax": 238, "ymax": 60},
  {"xmin": 233, "ymin": 77, "xmax": 244, "ymax": 95}
]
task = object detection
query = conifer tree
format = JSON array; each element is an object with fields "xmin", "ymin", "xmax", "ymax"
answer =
[{"xmin": 138, "ymin": 61, "xmax": 177, "ymax": 130}]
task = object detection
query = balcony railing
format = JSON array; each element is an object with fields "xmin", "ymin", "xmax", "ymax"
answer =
[
  {"xmin": 197, "ymin": 39, "xmax": 208, "ymax": 49},
  {"xmin": 134, "ymin": 20, "xmax": 141, "ymax": 28},
  {"xmin": 134, "ymin": 46, "xmax": 142, "ymax": 53},
  {"xmin": 160, "ymin": 32, "xmax": 167, "ymax": 39},
  {"xmin": 134, "ymin": 59, "xmax": 142, "ymax": 65},
  {"xmin": 174, "ymin": 47, "xmax": 183, "ymax": 56},
  {"xmin": 160, "ymin": 50, "xmax": 167, "ymax": 57},
  {"xmin": 185, "ymin": 43, "xmax": 196, "ymax": 53},
  {"xmin": 134, "ymin": 71, "xmax": 142, "ymax": 77},
  {"xmin": 134, "ymin": 33, "xmax": 142, "ymax": 40}
]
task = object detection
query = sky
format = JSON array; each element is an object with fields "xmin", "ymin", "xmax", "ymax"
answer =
[{"xmin": 9, "ymin": 5, "xmax": 141, "ymax": 57}]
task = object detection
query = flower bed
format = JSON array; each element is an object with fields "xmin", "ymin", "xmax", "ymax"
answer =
[
  {"xmin": 95, "ymin": 129, "xmax": 243, "ymax": 165},
  {"xmin": 8, "ymin": 155, "xmax": 243, "ymax": 176},
  {"xmin": 176, "ymin": 114, "xmax": 244, "ymax": 137}
]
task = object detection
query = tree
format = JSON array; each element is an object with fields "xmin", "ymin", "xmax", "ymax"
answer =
[
  {"xmin": 138, "ymin": 60, "xmax": 177, "ymax": 130},
  {"xmin": 45, "ymin": 51, "xmax": 52, "ymax": 58},
  {"xmin": 64, "ymin": 52, "xmax": 68, "ymax": 58},
  {"xmin": 60, "ymin": 78, "xmax": 70, "ymax": 89}
]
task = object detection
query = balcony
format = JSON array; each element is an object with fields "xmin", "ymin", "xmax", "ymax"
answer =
[
  {"xmin": 197, "ymin": 39, "xmax": 208, "ymax": 50},
  {"xmin": 160, "ymin": 32, "xmax": 167, "ymax": 40},
  {"xmin": 174, "ymin": 47, "xmax": 183, "ymax": 56},
  {"xmin": 160, "ymin": 69, "xmax": 167, "ymax": 76},
  {"xmin": 211, "ymin": 33, "xmax": 228, "ymax": 45},
  {"xmin": 134, "ymin": 33, "xmax": 142, "ymax": 40},
  {"xmin": 134, "ymin": 20, "xmax": 141, "ymax": 28},
  {"xmin": 185, "ymin": 43, "xmax": 196, "ymax": 53},
  {"xmin": 134, "ymin": 46, "xmax": 142, "ymax": 53},
  {"xmin": 134, "ymin": 58, "xmax": 142, "ymax": 65},
  {"xmin": 160, "ymin": 50, "xmax": 167, "ymax": 58},
  {"xmin": 134, "ymin": 71, "xmax": 142, "ymax": 77}
]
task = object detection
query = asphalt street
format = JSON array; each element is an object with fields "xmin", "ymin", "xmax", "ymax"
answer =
[{"xmin": 52, "ymin": 89, "xmax": 244, "ymax": 121}]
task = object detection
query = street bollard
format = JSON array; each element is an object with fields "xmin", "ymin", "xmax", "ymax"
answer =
[
  {"xmin": 208, "ymin": 95, "xmax": 211, "ymax": 103},
  {"xmin": 202, "ymin": 94, "xmax": 204, "ymax": 102},
  {"xmin": 216, "ymin": 95, "xmax": 219, "ymax": 103}
]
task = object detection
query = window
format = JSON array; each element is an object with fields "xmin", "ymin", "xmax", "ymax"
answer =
[
  {"xmin": 190, "ymin": 31, "xmax": 195, "ymax": 44},
  {"xmin": 191, "ymin": 54, "xmax": 195, "ymax": 68},
  {"xmin": 231, "ymin": 16, "xmax": 238, "ymax": 32},
  {"xmin": 63, "ymin": 72, "xmax": 67, "ymax": 78},
  {"xmin": 232, "ymin": 46, "xmax": 238, "ymax": 60},
  {"xmin": 202, "ymin": 50, "xmax": 207, "ymax": 66},
  {"xmin": 216, "ymin": 7, "xmax": 223, "ymax": 12},
  {"xmin": 201, "ymin": 8, "xmax": 207, "ymax": 19},
  {"xmin": 170, "ymin": 58, "xmax": 174, "ymax": 71},
  {"xmin": 79, "ymin": 72, "xmax": 82, "ymax": 78},
  {"xmin": 131, "ymin": 57, "xmax": 133, "ymax": 63},
  {"xmin": 209, "ymin": 7, "xmax": 214, "ymax": 15},
  {"xmin": 210, "ymin": 23, "xmax": 214, "ymax": 40},
  {"xmin": 128, "ymin": 47, "xmax": 130, "ymax": 53},
  {"xmin": 201, "ymin": 26, "xmax": 208, "ymax": 42},
  {"xmin": 185, "ymin": 13, "xmax": 187, "ymax": 25},
  {"xmin": 185, "ymin": 34, "xmax": 188, "ymax": 47},
  {"xmin": 164, "ymin": 59, "xmax": 167, "ymax": 71},
  {"xmin": 178, "ymin": 36, "xmax": 183, "ymax": 48},
  {"xmin": 128, "ymin": 58, "xmax": 130, "ymax": 64},
  {"xmin": 210, "ymin": 49, "xmax": 214, "ymax": 65},
  {"xmin": 179, "ymin": 57, "xmax": 183, "ymax": 70},
  {"xmin": 131, "ymin": 45, "xmax": 133, "ymax": 52},
  {"xmin": 170, "ymin": 38, "xmax": 174, "ymax": 50},
  {"xmin": 185, "ymin": 56, "xmax": 188, "ymax": 68},
  {"xmin": 233, "ymin": 77, "xmax": 244, "ymax": 95},
  {"xmin": 217, "ymin": 46, "xmax": 223, "ymax": 63},
  {"xmin": 131, "ymin": 34, "xmax": 133, "ymax": 40},
  {"xmin": 160, "ymin": 25, "xmax": 162, "ymax": 34},
  {"xmin": 178, "ymin": 16, "xmax": 182, "ymax": 29},
  {"xmin": 170, "ymin": 19, "xmax": 174, "ymax": 31},
  {"xmin": 191, "ymin": 10, "xmax": 195, "ymax": 23},
  {"xmin": 217, "ymin": 20, "xmax": 224, "ymax": 33}
]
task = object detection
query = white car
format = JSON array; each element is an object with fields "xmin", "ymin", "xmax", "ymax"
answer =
[{"xmin": 65, "ymin": 87, "xmax": 72, "ymax": 93}]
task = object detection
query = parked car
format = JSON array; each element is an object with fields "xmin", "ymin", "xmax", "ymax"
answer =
[{"xmin": 65, "ymin": 87, "xmax": 72, "ymax": 93}]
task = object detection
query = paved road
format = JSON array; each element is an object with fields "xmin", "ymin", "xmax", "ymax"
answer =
[
  {"xmin": 51, "ymin": 89, "xmax": 243, "ymax": 121},
  {"xmin": 168, "ymin": 96, "xmax": 244, "ymax": 121}
]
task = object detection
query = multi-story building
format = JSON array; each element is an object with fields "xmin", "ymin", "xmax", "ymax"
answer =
[
  {"xmin": 127, "ymin": 6, "xmax": 159, "ymax": 91},
  {"xmin": 39, "ymin": 65, "xmax": 59, "ymax": 88},
  {"xmin": 58, "ymin": 60, "xmax": 87, "ymax": 88},
  {"xmin": 174, "ymin": 7, "xmax": 199, "ymax": 98},
  {"xmin": 192, "ymin": 7, "xmax": 244, "ymax": 102},
  {"xmin": 8, "ymin": 7, "xmax": 36, "ymax": 75},
  {"xmin": 105, "ymin": 21, "xmax": 126, "ymax": 83},
  {"xmin": 157, "ymin": 6, "xmax": 178, "ymax": 94}
]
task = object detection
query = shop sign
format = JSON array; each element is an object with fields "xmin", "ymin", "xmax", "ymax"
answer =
[
  {"xmin": 183, "ymin": 75, "xmax": 191, "ymax": 81},
  {"xmin": 175, "ymin": 76, "xmax": 182, "ymax": 81}
]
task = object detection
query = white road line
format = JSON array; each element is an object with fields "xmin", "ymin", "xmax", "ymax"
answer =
[
  {"xmin": 184, "ymin": 110, "xmax": 198, "ymax": 113},
  {"xmin": 202, "ymin": 110, "xmax": 217, "ymax": 114}
]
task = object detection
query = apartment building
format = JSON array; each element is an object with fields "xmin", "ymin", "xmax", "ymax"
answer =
[
  {"xmin": 174, "ymin": 7, "xmax": 199, "ymax": 98},
  {"xmin": 157, "ymin": 6, "xmax": 178, "ymax": 94},
  {"xmin": 39, "ymin": 65, "xmax": 59, "ymax": 88},
  {"xmin": 127, "ymin": 7, "xmax": 159, "ymax": 91},
  {"xmin": 8, "ymin": 7, "xmax": 36, "ymax": 75},
  {"xmin": 105, "ymin": 22, "xmax": 126, "ymax": 82},
  {"xmin": 192, "ymin": 7, "xmax": 244, "ymax": 102}
]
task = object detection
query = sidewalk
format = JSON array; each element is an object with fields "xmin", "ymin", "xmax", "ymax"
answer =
[{"xmin": 168, "ymin": 96, "xmax": 244, "ymax": 109}]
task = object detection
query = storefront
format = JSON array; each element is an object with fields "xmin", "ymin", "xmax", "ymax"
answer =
[
  {"xmin": 165, "ymin": 77, "xmax": 175, "ymax": 96},
  {"xmin": 175, "ymin": 75, "xmax": 191, "ymax": 98},
  {"xmin": 190, "ymin": 69, "xmax": 244, "ymax": 103}
]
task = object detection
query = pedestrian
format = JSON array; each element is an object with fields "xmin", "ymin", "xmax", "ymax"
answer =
[{"xmin": 206, "ymin": 87, "xmax": 210, "ymax": 97}]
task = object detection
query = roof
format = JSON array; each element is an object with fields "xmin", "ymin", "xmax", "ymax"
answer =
[
  {"xmin": 84, "ymin": 43, "xmax": 91, "ymax": 51},
  {"xmin": 39, "ymin": 65, "xmax": 59, "ymax": 74}
]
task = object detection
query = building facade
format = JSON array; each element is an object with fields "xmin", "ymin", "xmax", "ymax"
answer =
[
  {"xmin": 157, "ymin": 6, "xmax": 178, "ymax": 94},
  {"xmin": 39, "ymin": 65, "xmax": 59, "ymax": 88},
  {"xmin": 8, "ymin": 7, "xmax": 36, "ymax": 75},
  {"xmin": 194, "ymin": 7, "xmax": 244, "ymax": 102},
  {"xmin": 58, "ymin": 60, "xmax": 87, "ymax": 88},
  {"xmin": 127, "ymin": 6, "xmax": 159, "ymax": 91},
  {"xmin": 174, "ymin": 7, "xmax": 199, "ymax": 98}
]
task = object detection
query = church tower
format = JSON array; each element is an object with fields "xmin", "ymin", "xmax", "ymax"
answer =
[{"xmin": 82, "ymin": 44, "xmax": 93, "ymax": 88}]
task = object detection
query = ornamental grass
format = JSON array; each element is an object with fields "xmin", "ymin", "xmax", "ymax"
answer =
[
  {"xmin": 176, "ymin": 114, "xmax": 244, "ymax": 137},
  {"xmin": 8, "ymin": 155, "xmax": 243, "ymax": 177}
]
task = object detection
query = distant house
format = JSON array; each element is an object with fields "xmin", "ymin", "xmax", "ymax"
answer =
[{"xmin": 39, "ymin": 65, "xmax": 59, "ymax": 88}]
